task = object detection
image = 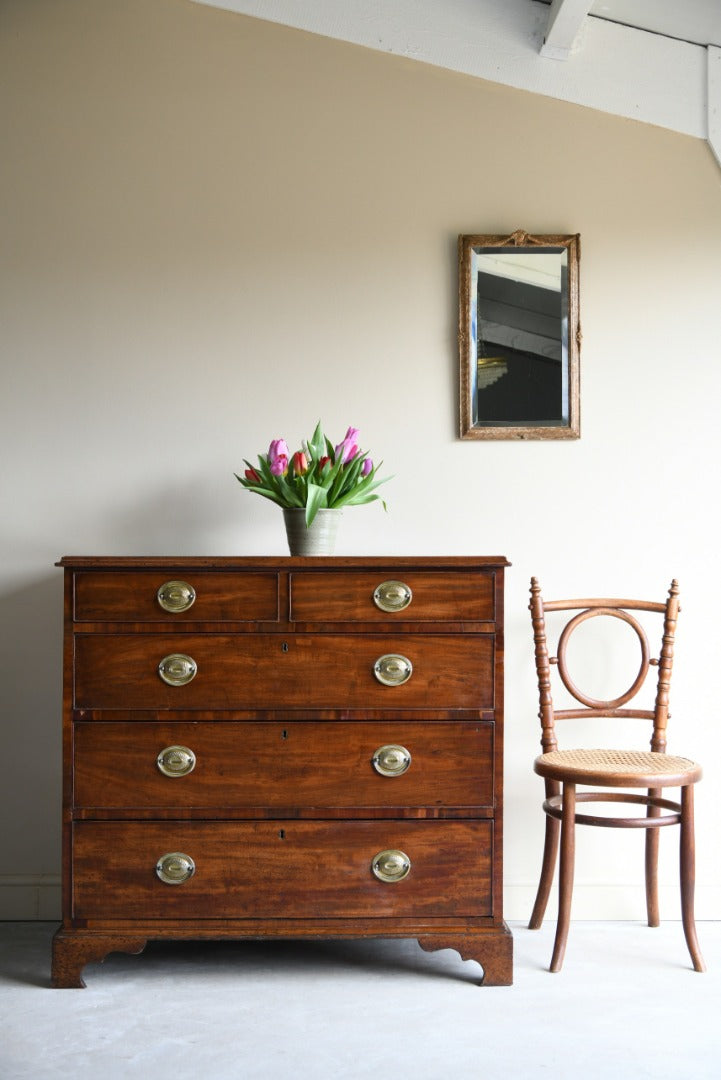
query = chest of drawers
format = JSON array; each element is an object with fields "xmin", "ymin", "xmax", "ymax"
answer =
[{"xmin": 52, "ymin": 556, "xmax": 512, "ymax": 987}]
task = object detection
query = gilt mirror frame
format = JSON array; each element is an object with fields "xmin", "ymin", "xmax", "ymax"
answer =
[{"xmin": 459, "ymin": 230, "xmax": 581, "ymax": 440}]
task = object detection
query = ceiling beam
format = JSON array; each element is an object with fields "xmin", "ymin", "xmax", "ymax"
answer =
[{"xmin": 540, "ymin": 0, "xmax": 593, "ymax": 60}]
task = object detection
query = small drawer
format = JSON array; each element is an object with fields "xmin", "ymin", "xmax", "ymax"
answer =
[
  {"xmin": 289, "ymin": 572, "xmax": 495, "ymax": 623},
  {"xmin": 73, "ymin": 633, "xmax": 495, "ymax": 711},
  {"xmin": 73, "ymin": 572, "xmax": 279, "ymax": 623},
  {"xmin": 72, "ymin": 820, "xmax": 493, "ymax": 919},
  {"xmin": 73, "ymin": 721, "xmax": 494, "ymax": 810}
]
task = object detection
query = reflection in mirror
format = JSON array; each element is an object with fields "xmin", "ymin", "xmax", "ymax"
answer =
[{"xmin": 459, "ymin": 231, "xmax": 580, "ymax": 440}]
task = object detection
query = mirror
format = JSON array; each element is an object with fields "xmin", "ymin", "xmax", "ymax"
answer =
[{"xmin": 459, "ymin": 230, "xmax": 580, "ymax": 440}]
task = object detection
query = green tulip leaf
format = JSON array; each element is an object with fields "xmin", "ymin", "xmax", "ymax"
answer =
[{"xmin": 305, "ymin": 482, "xmax": 329, "ymax": 526}]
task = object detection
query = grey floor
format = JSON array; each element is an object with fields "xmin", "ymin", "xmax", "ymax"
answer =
[{"xmin": 1, "ymin": 921, "xmax": 719, "ymax": 1080}]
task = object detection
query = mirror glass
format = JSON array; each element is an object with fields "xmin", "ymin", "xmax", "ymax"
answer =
[{"xmin": 459, "ymin": 231, "xmax": 580, "ymax": 440}]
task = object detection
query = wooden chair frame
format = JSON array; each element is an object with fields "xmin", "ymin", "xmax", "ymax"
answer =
[{"xmin": 528, "ymin": 577, "xmax": 705, "ymax": 973}]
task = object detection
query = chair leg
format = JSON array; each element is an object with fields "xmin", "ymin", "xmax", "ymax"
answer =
[
  {"xmin": 680, "ymin": 784, "xmax": 706, "ymax": 973},
  {"xmin": 529, "ymin": 812, "xmax": 560, "ymax": 930},
  {"xmin": 645, "ymin": 787, "xmax": 661, "ymax": 927},
  {"xmin": 550, "ymin": 782, "xmax": 576, "ymax": 973}
]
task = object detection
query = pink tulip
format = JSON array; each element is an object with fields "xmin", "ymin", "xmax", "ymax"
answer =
[
  {"xmin": 268, "ymin": 438, "xmax": 289, "ymax": 476},
  {"xmin": 361, "ymin": 458, "xmax": 373, "ymax": 477},
  {"xmin": 335, "ymin": 426, "xmax": 360, "ymax": 464}
]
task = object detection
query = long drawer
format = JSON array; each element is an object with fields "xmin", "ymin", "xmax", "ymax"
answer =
[
  {"xmin": 73, "ymin": 634, "xmax": 494, "ymax": 710},
  {"xmin": 73, "ymin": 721, "xmax": 494, "ymax": 809},
  {"xmin": 72, "ymin": 820, "xmax": 493, "ymax": 919}
]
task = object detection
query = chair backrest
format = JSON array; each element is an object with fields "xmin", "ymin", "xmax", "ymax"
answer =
[{"xmin": 529, "ymin": 578, "xmax": 680, "ymax": 756}]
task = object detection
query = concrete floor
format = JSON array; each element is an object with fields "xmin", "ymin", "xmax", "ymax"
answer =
[{"xmin": 1, "ymin": 921, "xmax": 718, "ymax": 1080}]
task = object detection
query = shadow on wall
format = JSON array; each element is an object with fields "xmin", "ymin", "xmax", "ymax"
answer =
[
  {"xmin": 0, "ymin": 481, "xmax": 244, "ymax": 896},
  {"xmin": 85, "ymin": 475, "xmax": 251, "ymax": 556},
  {"xmin": 0, "ymin": 573, "xmax": 64, "ymax": 872}
]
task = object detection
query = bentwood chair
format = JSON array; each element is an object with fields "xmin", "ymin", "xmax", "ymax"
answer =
[{"xmin": 528, "ymin": 578, "xmax": 705, "ymax": 973}]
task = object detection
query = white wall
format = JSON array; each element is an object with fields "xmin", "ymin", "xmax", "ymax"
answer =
[{"xmin": 2, "ymin": 0, "xmax": 720, "ymax": 922}]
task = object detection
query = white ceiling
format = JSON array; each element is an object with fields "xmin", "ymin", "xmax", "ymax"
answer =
[
  {"xmin": 193, "ymin": 0, "xmax": 721, "ymax": 168},
  {"xmin": 197, "ymin": 1, "xmax": 721, "ymax": 52},
  {"xmin": 584, "ymin": 0, "xmax": 720, "ymax": 47}
]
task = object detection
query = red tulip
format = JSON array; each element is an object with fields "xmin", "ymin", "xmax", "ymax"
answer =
[{"xmin": 291, "ymin": 450, "xmax": 308, "ymax": 475}]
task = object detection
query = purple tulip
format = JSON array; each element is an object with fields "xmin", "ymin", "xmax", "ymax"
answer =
[
  {"xmin": 361, "ymin": 458, "xmax": 373, "ymax": 477},
  {"xmin": 268, "ymin": 438, "xmax": 289, "ymax": 476}
]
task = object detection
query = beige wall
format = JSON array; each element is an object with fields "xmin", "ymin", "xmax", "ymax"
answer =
[{"xmin": 2, "ymin": 0, "xmax": 720, "ymax": 920}]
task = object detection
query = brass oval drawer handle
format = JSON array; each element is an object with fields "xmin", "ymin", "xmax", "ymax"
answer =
[
  {"xmin": 373, "ymin": 654, "xmax": 413, "ymax": 686},
  {"xmin": 157, "ymin": 580, "xmax": 196, "ymax": 614},
  {"xmin": 158, "ymin": 653, "xmax": 197, "ymax": 687},
  {"xmin": 372, "ymin": 744, "xmax": 411, "ymax": 777},
  {"xmin": 155, "ymin": 852, "xmax": 195, "ymax": 885},
  {"xmin": 372, "ymin": 849, "xmax": 411, "ymax": 883},
  {"xmin": 157, "ymin": 745, "xmax": 196, "ymax": 778},
  {"xmin": 373, "ymin": 580, "xmax": 413, "ymax": 613}
]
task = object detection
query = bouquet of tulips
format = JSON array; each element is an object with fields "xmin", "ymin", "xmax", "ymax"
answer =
[{"xmin": 236, "ymin": 421, "xmax": 389, "ymax": 527}]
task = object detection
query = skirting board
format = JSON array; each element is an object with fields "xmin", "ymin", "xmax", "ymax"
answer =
[
  {"xmin": 0, "ymin": 876, "xmax": 62, "ymax": 921},
  {"xmin": 504, "ymin": 885, "xmax": 721, "ymax": 923},
  {"xmin": 1, "ymin": 877, "xmax": 719, "ymax": 922}
]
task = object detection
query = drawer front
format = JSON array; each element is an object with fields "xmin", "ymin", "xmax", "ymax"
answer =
[
  {"xmin": 73, "ymin": 572, "xmax": 279, "ymax": 623},
  {"xmin": 73, "ymin": 634, "xmax": 494, "ymax": 710},
  {"xmin": 290, "ymin": 571, "xmax": 494, "ymax": 623},
  {"xmin": 74, "ymin": 721, "xmax": 494, "ymax": 809},
  {"xmin": 72, "ymin": 820, "xmax": 493, "ymax": 918}
]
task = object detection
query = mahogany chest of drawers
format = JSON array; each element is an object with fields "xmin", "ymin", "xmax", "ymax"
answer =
[{"xmin": 52, "ymin": 556, "xmax": 512, "ymax": 987}]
